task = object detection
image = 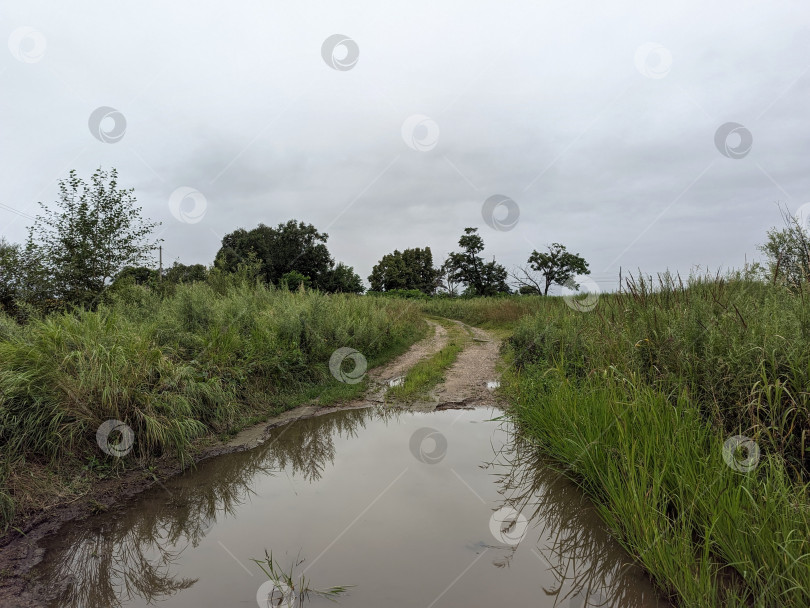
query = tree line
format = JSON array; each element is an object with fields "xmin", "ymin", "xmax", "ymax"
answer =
[
  {"xmin": 1, "ymin": 167, "xmax": 807, "ymax": 317},
  {"xmin": 0, "ymin": 168, "xmax": 593, "ymax": 315}
]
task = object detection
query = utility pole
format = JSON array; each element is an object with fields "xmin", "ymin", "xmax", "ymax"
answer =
[{"xmin": 159, "ymin": 245, "xmax": 163, "ymax": 281}]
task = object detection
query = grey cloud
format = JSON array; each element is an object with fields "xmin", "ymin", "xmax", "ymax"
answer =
[{"xmin": 1, "ymin": 0, "xmax": 809, "ymax": 290}]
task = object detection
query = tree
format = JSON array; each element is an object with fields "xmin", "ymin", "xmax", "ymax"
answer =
[
  {"xmin": 27, "ymin": 168, "xmax": 161, "ymax": 307},
  {"xmin": 113, "ymin": 266, "xmax": 159, "ymax": 287},
  {"xmin": 759, "ymin": 206, "xmax": 810, "ymax": 287},
  {"xmin": 214, "ymin": 220, "xmax": 335, "ymax": 289},
  {"xmin": 445, "ymin": 228, "xmax": 510, "ymax": 296},
  {"xmin": 319, "ymin": 262, "xmax": 364, "ymax": 294},
  {"xmin": 215, "ymin": 220, "xmax": 363, "ymax": 293},
  {"xmin": 436, "ymin": 258, "xmax": 460, "ymax": 296},
  {"xmin": 368, "ymin": 247, "xmax": 439, "ymax": 294},
  {"xmin": 0, "ymin": 238, "xmax": 21, "ymax": 312},
  {"xmin": 111, "ymin": 262, "xmax": 207, "ymax": 296},
  {"xmin": 0, "ymin": 239, "xmax": 57, "ymax": 317},
  {"xmin": 515, "ymin": 243, "xmax": 590, "ymax": 296},
  {"xmin": 164, "ymin": 262, "xmax": 208, "ymax": 285}
]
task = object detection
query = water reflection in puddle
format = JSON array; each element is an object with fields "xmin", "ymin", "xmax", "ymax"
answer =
[{"xmin": 29, "ymin": 407, "xmax": 668, "ymax": 608}]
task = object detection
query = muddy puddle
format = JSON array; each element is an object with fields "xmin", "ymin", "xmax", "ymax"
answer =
[{"xmin": 25, "ymin": 407, "xmax": 667, "ymax": 607}]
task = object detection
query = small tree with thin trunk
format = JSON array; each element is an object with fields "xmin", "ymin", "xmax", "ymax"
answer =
[
  {"xmin": 516, "ymin": 243, "xmax": 590, "ymax": 296},
  {"xmin": 759, "ymin": 205, "xmax": 810, "ymax": 288},
  {"xmin": 436, "ymin": 258, "xmax": 460, "ymax": 296},
  {"xmin": 27, "ymin": 168, "xmax": 161, "ymax": 308}
]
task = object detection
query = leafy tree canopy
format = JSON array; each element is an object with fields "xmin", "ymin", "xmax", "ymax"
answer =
[
  {"xmin": 214, "ymin": 220, "xmax": 362, "ymax": 293},
  {"xmin": 759, "ymin": 206, "xmax": 810, "ymax": 288},
  {"xmin": 112, "ymin": 262, "xmax": 208, "ymax": 290},
  {"xmin": 26, "ymin": 168, "xmax": 161, "ymax": 308},
  {"xmin": 215, "ymin": 220, "xmax": 331, "ymax": 285},
  {"xmin": 368, "ymin": 247, "xmax": 439, "ymax": 294},
  {"xmin": 113, "ymin": 266, "xmax": 159, "ymax": 287},
  {"xmin": 445, "ymin": 228, "xmax": 510, "ymax": 296},
  {"xmin": 319, "ymin": 262, "xmax": 364, "ymax": 294},
  {"xmin": 164, "ymin": 262, "xmax": 208, "ymax": 285},
  {"xmin": 0, "ymin": 238, "xmax": 20, "ymax": 312},
  {"xmin": 520, "ymin": 243, "xmax": 590, "ymax": 296},
  {"xmin": 280, "ymin": 270, "xmax": 311, "ymax": 291}
]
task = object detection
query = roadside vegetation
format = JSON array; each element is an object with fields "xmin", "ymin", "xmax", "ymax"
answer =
[
  {"xmin": 502, "ymin": 272, "xmax": 810, "ymax": 607},
  {"xmin": 0, "ymin": 281, "xmax": 424, "ymax": 531}
]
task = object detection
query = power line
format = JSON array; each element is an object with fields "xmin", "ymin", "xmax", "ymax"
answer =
[{"xmin": 0, "ymin": 202, "xmax": 36, "ymax": 222}]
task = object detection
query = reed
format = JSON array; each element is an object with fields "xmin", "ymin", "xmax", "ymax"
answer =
[{"xmin": 252, "ymin": 550, "xmax": 352, "ymax": 606}]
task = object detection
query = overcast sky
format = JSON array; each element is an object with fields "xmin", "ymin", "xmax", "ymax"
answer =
[{"xmin": 2, "ymin": 1, "xmax": 809, "ymax": 292}]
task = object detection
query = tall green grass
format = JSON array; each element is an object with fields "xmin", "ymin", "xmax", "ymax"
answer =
[
  {"xmin": 509, "ymin": 273, "xmax": 810, "ymax": 478},
  {"xmin": 506, "ymin": 364, "xmax": 810, "ymax": 606},
  {"xmin": 503, "ymin": 273, "xmax": 810, "ymax": 606},
  {"xmin": 0, "ymin": 281, "xmax": 424, "ymax": 530}
]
